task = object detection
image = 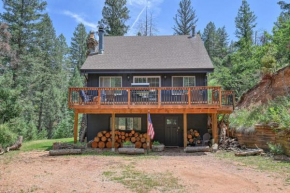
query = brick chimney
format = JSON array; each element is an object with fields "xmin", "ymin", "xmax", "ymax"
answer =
[
  {"xmin": 98, "ymin": 24, "xmax": 104, "ymax": 54},
  {"xmin": 87, "ymin": 30, "xmax": 98, "ymax": 55}
]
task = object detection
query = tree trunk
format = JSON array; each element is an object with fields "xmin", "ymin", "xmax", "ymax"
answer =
[
  {"xmin": 235, "ymin": 149, "xmax": 263, "ymax": 156},
  {"xmin": 7, "ymin": 136, "xmax": 23, "ymax": 151},
  {"xmin": 184, "ymin": 146, "xmax": 210, "ymax": 153},
  {"xmin": 118, "ymin": 148, "xmax": 145, "ymax": 155}
]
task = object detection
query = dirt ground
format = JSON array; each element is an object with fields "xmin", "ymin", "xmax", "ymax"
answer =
[{"xmin": 0, "ymin": 150, "xmax": 289, "ymax": 193}]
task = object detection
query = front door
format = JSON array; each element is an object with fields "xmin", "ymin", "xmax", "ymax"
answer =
[{"xmin": 165, "ymin": 117, "xmax": 179, "ymax": 146}]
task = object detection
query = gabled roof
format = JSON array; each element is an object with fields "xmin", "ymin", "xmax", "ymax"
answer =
[{"xmin": 81, "ymin": 34, "xmax": 214, "ymax": 72}]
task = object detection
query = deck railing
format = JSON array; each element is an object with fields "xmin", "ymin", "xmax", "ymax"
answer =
[{"xmin": 69, "ymin": 87, "xmax": 234, "ymax": 109}]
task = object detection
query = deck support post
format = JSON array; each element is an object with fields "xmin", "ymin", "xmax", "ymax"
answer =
[
  {"xmin": 112, "ymin": 112, "xmax": 116, "ymax": 151},
  {"xmin": 74, "ymin": 111, "xmax": 78, "ymax": 144},
  {"xmin": 212, "ymin": 113, "xmax": 218, "ymax": 144},
  {"xmin": 183, "ymin": 113, "xmax": 187, "ymax": 147}
]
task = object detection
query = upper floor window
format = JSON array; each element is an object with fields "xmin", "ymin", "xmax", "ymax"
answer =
[
  {"xmin": 133, "ymin": 76, "xmax": 161, "ymax": 87},
  {"xmin": 172, "ymin": 76, "xmax": 196, "ymax": 87},
  {"xmin": 99, "ymin": 76, "xmax": 122, "ymax": 87}
]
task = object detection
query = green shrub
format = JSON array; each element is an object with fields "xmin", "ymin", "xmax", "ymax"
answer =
[
  {"xmin": 153, "ymin": 141, "xmax": 161, "ymax": 145},
  {"xmin": 123, "ymin": 141, "xmax": 133, "ymax": 145},
  {"xmin": 267, "ymin": 143, "xmax": 284, "ymax": 155},
  {"xmin": 0, "ymin": 124, "xmax": 17, "ymax": 148}
]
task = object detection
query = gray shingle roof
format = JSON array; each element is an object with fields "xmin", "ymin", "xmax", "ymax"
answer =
[{"xmin": 81, "ymin": 34, "xmax": 214, "ymax": 71}]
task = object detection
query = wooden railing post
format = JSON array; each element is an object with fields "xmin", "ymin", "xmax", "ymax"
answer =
[
  {"xmin": 158, "ymin": 88, "xmax": 161, "ymax": 108},
  {"xmin": 98, "ymin": 88, "xmax": 101, "ymax": 106},
  {"xmin": 183, "ymin": 113, "xmax": 188, "ymax": 147},
  {"xmin": 112, "ymin": 112, "xmax": 115, "ymax": 152},
  {"xmin": 188, "ymin": 88, "xmax": 191, "ymax": 107},
  {"xmin": 128, "ymin": 89, "xmax": 131, "ymax": 107},
  {"xmin": 68, "ymin": 88, "xmax": 71, "ymax": 107},
  {"xmin": 219, "ymin": 88, "xmax": 222, "ymax": 108}
]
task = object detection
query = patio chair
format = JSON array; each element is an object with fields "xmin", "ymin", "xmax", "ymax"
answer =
[
  {"xmin": 202, "ymin": 133, "xmax": 211, "ymax": 146},
  {"xmin": 79, "ymin": 90, "xmax": 93, "ymax": 103}
]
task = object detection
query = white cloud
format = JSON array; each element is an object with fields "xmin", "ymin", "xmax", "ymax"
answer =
[{"xmin": 63, "ymin": 10, "xmax": 98, "ymax": 31}]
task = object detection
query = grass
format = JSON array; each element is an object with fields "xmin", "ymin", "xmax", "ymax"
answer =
[
  {"xmin": 215, "ymin": 151, "xmax": 290, "ymax": 176},
  {"xmin": 102, "ymin": 164, "xmax": 183, "ymax": 193},
  {"xmin": 21, "ymin": 138, "xmax": 75, "ymax": 151}
]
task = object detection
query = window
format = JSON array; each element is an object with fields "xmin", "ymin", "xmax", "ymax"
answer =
[
  {"xmin": 134, "ymin": 76, "xmax": 160, "ymax": 87},
  {"xmin": 172, "ymin": 76, "xmax": 196, "ymax": 95},
  {"xmin": 172, "ymin": 76, "xmax": 196, "ymax": 87},
  {"xmin": 110, "ymin": 117, "xmax": 142, "ymax": 131},
  {"xmin": 99, "ymin": 76, "xmax": 122, "ymax": 87}
]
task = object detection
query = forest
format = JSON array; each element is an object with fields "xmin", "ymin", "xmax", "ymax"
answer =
[{"xmin": 0, "ymin": 0, "xmax": 289, "ymax": 146}]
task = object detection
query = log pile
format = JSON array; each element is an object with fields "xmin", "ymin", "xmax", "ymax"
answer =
[
  {"xmin": 187, "ymin": 129, "xmax": 201, "ymax": 146},
  {"xmin": 219, "ymin": 137, "xmax": 240, "ymax": 151},
  {"xmin": 89, "ymin": 130, "xmax": 149, "ymax": 149}
]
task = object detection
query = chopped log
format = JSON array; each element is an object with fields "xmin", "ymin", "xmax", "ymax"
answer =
[
  {"xmin": 142, "ymin": 143, "xmax": 147, "ymax": 149},
  {"xmin": 7, "ymin": 136, "xmax": 23, "ymax": 151},
  {"xmin": 136, "ymin": 137, "xmax": 140, "ymax": 142},
  {"xmin": 189, "ymin": 129, "xmax": 194, "ymax": 133},
  {"xmin": 115, "ymin": 136, "xmax": 119, "ymax": 140},
  {"xmin": 143, "ymin": 134, "xmax": 147, "ymax": 138},
  {"xmin": 117, "ymin": 139, "xmax": 122, "ymax": 143},
  {"xmin": 121, "ymin": 136, "xmax": 125, "ymax": 140},
  {"xmin": 184, "ymin": 146, "xmax": 210, "ymax": 153},
  {"xmin": 121, "ymin": 132, "xmax": 125, "ymax": 136},
  {"xmin": 125, "ymin": 133, "xmax": 129, "ymax": 137},
  {"xmin": 101, "ymin": 136, "xmax": 107, "ymax": 142},
  {"xmin": 53, "ymin": 142, "xmax": 86, "ymax": 150},
  {"xmin": 92, "ymin": 141, "xmax": 98, "ymax": 148},
  {"xmin": 141, "ymin": 137, "xmax": 146, "ymax": 143},
  {"xmin": 106, "ymin": 141, "xmax": 112, "ymax": 148},
  {"xmin": 98, "ymin": 142, "xmax": 105, "ymax": 149},
  {"xmin": 125, "ymin": 138, "xmax": 130, "ymax": 142},
  {"xmin": 139, "ymin": 134, "xmax": 143, "ymax": 138},
  {"xmin": 97, "ymin": 132, "xmax": 103, "ymax": 137},
  {"xmin": 94, "ymin": 137, "xmax": 100, "ymax": 142},
  {"xmin": 102, "ymin": 131, "xmax": 107, "ymax": 134},
  {"xmin": 194, "ymin": 133, "xmax": 200, "ymax": 137},
  {"xmin": 235, "ymin": 149, "xmax": 264, "ymax": 156},
  {"xmin": 118, "ymin": 148, "xmax": 145, "ymax": 155},
  {"xmin": 109, "ymin": 131, "xmax": 112, "ymax": 135},
  {"xmin": 49, "ymin": 149, "xmax": 82, "ymax": 156},
  {"xmin": 187, "ymin": 135, "xmax": 193, "ymax": 139},
  {"xmin": 131, "ymin": 137, "xmax": 136, "ymax": 143},
  {"xmin": 105, "ymin": 133, "xmax": 111, "ymax": 138},
  {"xmin": 131, "ymin": 130, "xmax": 135, "ymax": 134},
  {"xmin": 107, "ymin": 138, "xmax": 111, "ymax": 142},
  {"xmin": 135, "ymin": 142, "xmax": 142, "ymax": 148},
  {"xmin": 134, "ymin": 133, "xmax": 138, "ymax": 137},
  {"xmin": 115, "ymin": 143, "xmax": 120, "ymax": 148},
  {"xmin": 189, "ymin": 139, "xmax": 194, "ymax": 143},
  {"xmin": 129, "ymin": 133, "xmax": 132, "ymax": 137}
]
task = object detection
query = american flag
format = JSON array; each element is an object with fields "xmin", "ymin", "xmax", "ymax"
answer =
[{"xmin": 148, "ymin": 113, "xmax": 155, "ymax": 140}]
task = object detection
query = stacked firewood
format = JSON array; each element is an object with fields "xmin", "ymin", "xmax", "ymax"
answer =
[
  {"xmin": 187, "ymin": 129, "xmax": 202, "ymax": 146},
  {"xmin": 90, "ymin": 130, "xmax": 149, "ymax": 149}
]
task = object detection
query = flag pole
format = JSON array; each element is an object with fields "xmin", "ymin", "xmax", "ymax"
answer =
[{"xmin": 147, "ymin": 110, "xmax": 150, "ymax": 154}]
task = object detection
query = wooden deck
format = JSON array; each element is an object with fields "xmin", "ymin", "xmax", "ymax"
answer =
[{"xmin": 69, "ymin": 86, "xmax": 234, "ymax": 114}]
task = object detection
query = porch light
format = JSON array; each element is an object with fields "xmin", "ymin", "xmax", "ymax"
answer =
[
  {"xmin": 127, "ymin": 75, "xmax": 130, "ymax": 80},
  {"xmin": 164, "ymin": 75, "xmax": 167, "ymax": 79}
]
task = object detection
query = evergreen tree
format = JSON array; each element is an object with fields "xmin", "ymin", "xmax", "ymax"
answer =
[
  {"xmin": 235, "ymin": 0, "xmax": 257, "ymax": 48},
  {"xmin": 215, "ymin": 26, "xmax": 229, "ymax": 59},
  {"xmin": 202, "ymin": 22, "xmax": 217, "ymax": 59},
  {"xmin": 173, "ymin": 0, "xmax": 198, "ymax": 35},
  {"xmin": 100, "ymin": 0, "xmax": 130, "ymax": 36},
  {"xmin": 70, "ymin": 23, "xmax": 87, "ymax": 70}
]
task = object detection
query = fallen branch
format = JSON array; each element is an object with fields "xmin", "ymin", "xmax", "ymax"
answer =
[
  {"xmin": 49, "ymin": 149, "xmax": 82, "ymax": 156},
  {"xmin": 235, "ymin": 149, "xmax": 263, "ymax": 156},
  {"xmin": 6, "ymin": 136, "xmax": 23, "ymax": 151}
]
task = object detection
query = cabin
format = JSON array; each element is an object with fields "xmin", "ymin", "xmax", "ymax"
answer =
[{"xmin": 68, "ymin": 26, "xmax": 234, "ymax": 149}]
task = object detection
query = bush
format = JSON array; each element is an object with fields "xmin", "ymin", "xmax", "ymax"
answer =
[
  {"xmin": 123, "ymin": 141, "xmax": 133, "ymax": 145},
  {"xmin": 53, "ymin": 118, "xmax": 73, "ymax": 139},
  {"xmin": 0, "ymin": 124, "xmax": 17, "ymax": 148},
  {"xmin": 268, "ymin": 143, "xmax": 284, "ymax": 155},
  {"xmin": 153, "ymin": 141, "xmax": 161, "ymax": 145}
]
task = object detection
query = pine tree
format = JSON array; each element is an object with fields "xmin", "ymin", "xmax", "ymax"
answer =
[
  {"xmin": 216, "ymin": 26, "xmax": 229, "ymax": 59},
  {"xmin": 100, "ymin": 0, "xmax": 130, "ymax": 36},
  {"xmin": 173, "ymin": 0, "xmax": 198, "ymax": 35},
  {"xmin": 70, "ymin": 23, "xmax": 87, "ymax": 71},
  {"xmin": 235, "ymin": 0, "xmax": 257, "ymax": 47},
  {"xmin": 202, "ymin": 22, "xmax": 217, "ymax": 59}
]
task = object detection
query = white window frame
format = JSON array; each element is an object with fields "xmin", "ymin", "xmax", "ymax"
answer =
[
  {"xmin": 99, "ymin": 76, "xmax": 122, "ymax": 95},
  {"xmin": 133, "ymin": 76, "xmax": 161, "ymax": 87},
  {"xmin": 172, "ymin": 76, "xmax": 196, "ymax": 95}
]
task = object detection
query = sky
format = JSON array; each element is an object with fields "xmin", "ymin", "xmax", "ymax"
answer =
[{"xmin": 0, "ymin": 0, "xmax": 283, "ymax": 45}]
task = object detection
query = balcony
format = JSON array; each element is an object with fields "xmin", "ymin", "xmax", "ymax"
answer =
[{"xmin": 68, "ymin": 87, "xmax": 234, "ymax": 114}]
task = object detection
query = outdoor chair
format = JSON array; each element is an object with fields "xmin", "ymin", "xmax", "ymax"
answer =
[
  {"xmin": 79, "ymin": 90, "xmax": 93, "ymax": 103},
  {"xmin": 202, "ymin": 133, "xmax": 211, "ymax": 146}
]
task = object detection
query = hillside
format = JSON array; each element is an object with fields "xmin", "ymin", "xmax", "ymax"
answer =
[{"xmin": 237, "ymin": 66, "xmax": 290, "ymax": 109}]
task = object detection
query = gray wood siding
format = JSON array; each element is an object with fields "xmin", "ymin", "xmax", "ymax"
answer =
[{"xmin": 87, "ymin": 73, "xmax": 207, "ymax": 87}]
